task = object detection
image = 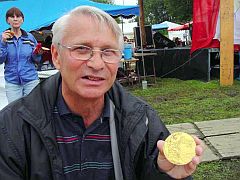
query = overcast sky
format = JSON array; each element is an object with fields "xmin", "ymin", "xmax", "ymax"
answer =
[{"xmin": 114, "ymin": 0, "xmax": 137, "ymax": 5}]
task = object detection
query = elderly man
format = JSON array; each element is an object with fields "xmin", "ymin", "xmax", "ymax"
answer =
[{"xmin": 0, "ymin": 6, "xmax": 203, "ymax": 180}]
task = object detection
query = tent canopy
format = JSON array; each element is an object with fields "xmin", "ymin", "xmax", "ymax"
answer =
[
  {"xmin": 0, "ymin": 0, "xmax": 139, "ymax": 32},
  {"xmin": 152, "ymin": 21, "xmax": 181, "ymax": 31},
  {"xmin": 152, "ymin": 22, "xmax": 169, "ymax": 30},
  {"xmin": 168, "ymin": 21, "xmax": 192, "ymax": 31}
]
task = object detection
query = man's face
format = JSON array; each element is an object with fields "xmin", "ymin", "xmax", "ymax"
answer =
[{"xmin": 52, "ymin": 15, "xmax": 120, "ymax": 100}]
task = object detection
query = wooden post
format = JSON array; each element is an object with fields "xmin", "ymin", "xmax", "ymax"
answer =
[
  {"xmin": 138, "ymin": 0, "xmax": 146, "ymax": 47},
  {"xmin": 220, "ymin": 0, "xmax": 234, "ymax": 86}
]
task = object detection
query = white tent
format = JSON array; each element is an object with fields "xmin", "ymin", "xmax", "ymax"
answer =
[
  {"xmin": 118, "ymin": 22, "xmax": 138, "ymax": 39},
  {"xmin": 168, "ymin": 30, "xmax": 191, "ymax": 42},
  {"xmin": 118, "ymin": 21, "xmax": 191, "ymax": 44},
  {"xmin": 152, "ymin": 21, "xmax": 190, "ymax": 42},
  {"xmin": 214, "ymin": 0, "xmax": 240, "ymax": 44}
]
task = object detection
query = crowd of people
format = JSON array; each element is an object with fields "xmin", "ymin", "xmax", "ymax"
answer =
[{"xmin": 0, "ymin": 6, "xmax": 204, "ymax": 180}]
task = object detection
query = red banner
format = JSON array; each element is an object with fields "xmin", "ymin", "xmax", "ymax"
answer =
[
  {"xmin": 191, "ymin": 0, "xmax": 240, "ymax": 53},
  {"xmin": 191, "ymin": 0, "xmax": 220, "ymax": 53}
]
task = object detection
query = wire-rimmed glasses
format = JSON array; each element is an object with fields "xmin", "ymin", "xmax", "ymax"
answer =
[{"xmin": 58, "ymin": 43, "xmax": 122, "ymax": 64}]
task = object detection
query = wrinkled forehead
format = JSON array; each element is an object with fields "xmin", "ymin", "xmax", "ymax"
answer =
[
  {"xmin": 71, "ymin": 14, "xmax": 111, "ymax": 29},
  {"xmin": 66, "ymin": 14, "xmax": 116, "ymax": 37}
]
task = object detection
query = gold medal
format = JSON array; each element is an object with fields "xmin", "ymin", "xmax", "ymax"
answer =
[{"xmin": 163, "ymin": 132, "xmax": 196, "ymax": 165}]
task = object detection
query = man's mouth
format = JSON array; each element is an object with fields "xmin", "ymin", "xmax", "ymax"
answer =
[{"xmin": 83, "ymin": 76, "xmax": 104, "ymax": 81}]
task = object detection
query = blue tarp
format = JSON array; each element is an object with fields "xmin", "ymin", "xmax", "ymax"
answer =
[
  {"xmin": 152, "ymin": 22, "xmax": 169, "ymax": 30},
  {"xmin": 0, "ymin": 0, "xmax": 139, "ymax": 32}
]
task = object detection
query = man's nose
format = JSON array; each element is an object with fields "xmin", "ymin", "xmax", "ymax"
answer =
[{"xmin": 87, "ymin": 51, "xmax": 105, "ymax": 70}]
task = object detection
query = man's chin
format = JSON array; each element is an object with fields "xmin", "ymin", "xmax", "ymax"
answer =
[{"xmin": 79, "ymin": 90, "xmax": 105, "ymax": 99}]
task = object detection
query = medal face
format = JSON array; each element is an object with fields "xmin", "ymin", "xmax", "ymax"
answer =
[{"xmin": 163, "ymin": 132, "xmax": 196, "ymax": 165}]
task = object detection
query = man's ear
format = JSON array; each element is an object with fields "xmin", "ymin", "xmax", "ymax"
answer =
[{"xmin": 51, "ymin": 44, "xmax": 61, "ymax": 70}]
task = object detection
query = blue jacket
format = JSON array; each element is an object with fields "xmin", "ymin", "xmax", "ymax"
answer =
[{"xmin": 0, "ymin": 29, "xmax": 41, "ymax": 85}]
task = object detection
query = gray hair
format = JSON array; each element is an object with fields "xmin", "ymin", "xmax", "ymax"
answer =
[{"xmin": 52, "ymin": 6, "xmax": 124, "ymax": 50}]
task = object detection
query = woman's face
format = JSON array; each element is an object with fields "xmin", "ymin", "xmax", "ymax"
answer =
[{"xmin": 7, "ymin": 14, "xmax": 23, "ymax": 29}]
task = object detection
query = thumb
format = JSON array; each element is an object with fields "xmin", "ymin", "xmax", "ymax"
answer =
[
  {"xmin": 157, "ymin": 140, "xmax": 165, "ymax": 160},
  {"xmin": 157, "ymin": 140, "xmax": 174, "ymax": 172}
]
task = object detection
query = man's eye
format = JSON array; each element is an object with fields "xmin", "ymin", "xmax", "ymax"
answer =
[
  {"xmin": 103, "ymin": 49, "xmax": 116, "ymax": 56},
  {"xmin": 73, "ymin": 46, "xmax": 90, "ymax": 53}
]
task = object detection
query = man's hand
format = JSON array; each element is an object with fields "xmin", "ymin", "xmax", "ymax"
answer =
[{"xmin": 157, "ymin": 136, "xmax": 204, "ymax": 179}]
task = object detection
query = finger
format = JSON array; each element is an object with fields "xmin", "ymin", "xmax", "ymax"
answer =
[
  {"xmin": 193, "ymin": 136, "xmax": 205, "ymax": 150},
  {"xmin": 184, "ymin": 161, "xmax": 197, "ymax": 175},
  {"xmin": 157, "ymin": 140, "xmax": 166, "ymax": 160},
  {"xmin": 192, "ymin": 135, "xmax": 202, "ymax": 145},
  {"xmin": 184, "ymin": 154, "xmax": 201, "ymax": 175},
  {"xmin": 4, "ymin": 32, "xmax": 13, "ymax": 38},
  {"xmin": 2, "ymin": 34, "xmax": 9, "ymax": 41},
  {"xmin": 192, "ymin": 156, "xmax": 201, "ymax": 165},
  {"xmin": 157, "ymin": 140, "xmax": 164, "ymax": 152},
  {"xmin": 196, "ymin": 144, "xmax": 204, "ymax": 156},
  {"xmin": 3, "ymin": 30, "xmax": 10, "ymax": 35},
  {"xmin": 193, "ymin": 136, "xmax": 205, "ymax": 155}
]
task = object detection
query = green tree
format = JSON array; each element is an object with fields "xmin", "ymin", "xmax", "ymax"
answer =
[
  {"xmin": 142, "ymin": 0, "xmax": 192, "ymax": 24},
  {"xmin": 163, "ymin": 0, "xmax": 192, "ymax": 23},
  {"xmin": 142, "ymin": 0, "xmax": 170, "ymax": 25}
]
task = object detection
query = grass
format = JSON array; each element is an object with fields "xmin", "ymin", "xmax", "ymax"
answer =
[
  {"xmin": 129, "ymin": 78, "xmax": 240, "ymax": 125},
  {"xmin": 193, "ymin": 159, "xmax": 240, "ymax": 180},
  {"xmin": 127, "ymin": 78, "xmax": 240, "ymax": 180}
]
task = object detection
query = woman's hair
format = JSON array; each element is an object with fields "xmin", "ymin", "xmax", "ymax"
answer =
[
  {"xmin": 6, "ymin": 7, "xmax": 24, "ymax": 22},
  {"xmin": 52, "ymin": 6, "xmax": 124, "ymax": 50}
]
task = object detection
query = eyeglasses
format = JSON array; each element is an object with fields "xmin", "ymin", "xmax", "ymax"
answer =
[{"xmin": 58, "ymin": 43, "xmax": 122, "ymax": 64}]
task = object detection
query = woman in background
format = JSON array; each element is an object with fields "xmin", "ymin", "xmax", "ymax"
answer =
[{"xmin": 0, "ymin": 7, "xmax": 42, "ymax": 103}]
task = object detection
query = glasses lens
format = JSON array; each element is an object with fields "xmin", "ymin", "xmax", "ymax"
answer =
[
  {"xmin": 102, "ymin": 49, "xmax": 122, "ymax": 63},
  {"xmin": 70, "ymin": 45, "xmax": 91, "ymax": 60}
]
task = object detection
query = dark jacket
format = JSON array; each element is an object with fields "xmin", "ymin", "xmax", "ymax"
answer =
[{"xmin": 0, "ymin": 73, "xmax": 188, "ymax": 180}]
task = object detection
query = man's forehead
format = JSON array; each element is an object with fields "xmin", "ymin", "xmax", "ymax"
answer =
[
  {"xmin": 65, "ymin": 15, "xmax": 112, "ymax": 34},
  {"xmin": 71, "ymin": 13, "xmax": 111, "ymax": 26}
]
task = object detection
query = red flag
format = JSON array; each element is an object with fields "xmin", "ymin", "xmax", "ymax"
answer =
[{"xmin": 191, "ymin": 0, "xmax": 220, "ymax": 53}]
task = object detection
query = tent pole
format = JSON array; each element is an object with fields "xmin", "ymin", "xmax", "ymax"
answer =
[
  {"xmin": 138, "ymin": 18, "xmax": 146, "ymax": 81},
  {"xmin": 121, "ymin": 17, "xmax": 124, "ymax": 37},
  {"xmin": 122, "ymin": 0, "xmax": 124, "ymax": 36},
  {"xmin": 138, "ymin": 0, "xmax": 146, "ymax": 81}
]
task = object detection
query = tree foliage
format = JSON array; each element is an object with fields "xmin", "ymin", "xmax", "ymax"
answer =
[
  {"xmin": 163, "ymin": 0, "xmax": 192, "ymax": 23},
  {"xmin": 142, "ymin": 0, "xmax": 192, "ymax": 24},
  {"xmin": 143, "ymin": 0, "xmax": 171, "ymax": 25}
]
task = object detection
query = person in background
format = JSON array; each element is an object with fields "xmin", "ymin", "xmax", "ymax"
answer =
[
  {"xmin": 0, "ymin": 6, "xmax": 204, "ymax": 180},
  {"xmin": 124, "ymin": 35, "xmax": 128, "ymax": 42},
  {"xmin": 174, "ymin": 37, "xmax": 182, "ymax": 47},
  {"xmin": 0, "ymin": 7, "xmax": 42, "ymax": 103}
]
